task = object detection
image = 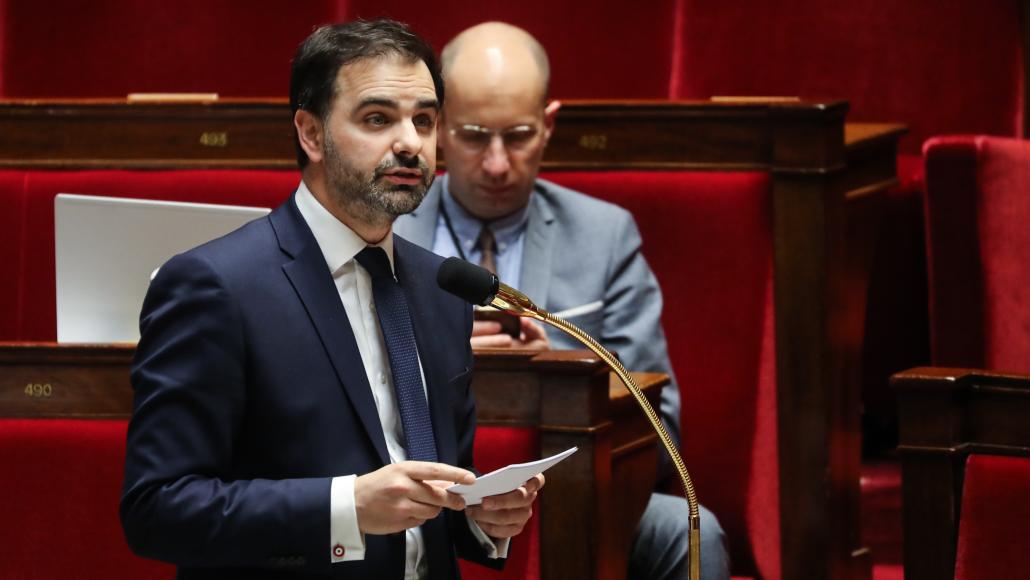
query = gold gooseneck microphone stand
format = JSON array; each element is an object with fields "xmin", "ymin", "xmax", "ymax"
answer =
[{"xmin": 489, "ymin": 281, "xmax": 701, "ymax": 580}]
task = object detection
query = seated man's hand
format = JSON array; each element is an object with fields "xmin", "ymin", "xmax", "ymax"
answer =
[
  {"xmin": 355, "ymin": 461, "xmax": 474, "ymax": 534},
  {"xmin": 470, "ymin": 318, "xmax": 550, "ymax": 350},
  {"xmin": 515, "ymin": 317, "xmax": 550, "ymax": 350},
  {"xmin": 466, "ymin": 473, "xmax": 545, "ymax": 539},
  {"xmin": 471, "ymin": 320, "xmax": 515, "ymax": 348}
]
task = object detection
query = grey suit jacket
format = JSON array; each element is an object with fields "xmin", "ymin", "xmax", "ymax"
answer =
[{"xmin": 395, "ymin": 177, "xmax": 683, "ymax": 468}]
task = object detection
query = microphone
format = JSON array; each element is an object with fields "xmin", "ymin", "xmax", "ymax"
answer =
[
  {"xmin": 436, "ymin": 257, "xmax": 546, "ymax": 319},
  {"xmin": 436, "ymin": 257, "xmax": 498, "ymax": 306},
  {"xmin": 436, "ymin": 256, "xmax": 703, "ymax": 580}
]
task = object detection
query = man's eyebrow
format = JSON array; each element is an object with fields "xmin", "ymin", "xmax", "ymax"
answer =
[
  {"xmin": 354, "ymin": 97, "xmax": 441, "ymax": 112},
  {"xmin": 416, "ymin": 98, "xmax": 441, "ymax": 111},
  {"xmin": 356, "ymin": 97, "xmax": 399, "ymax": 111}
]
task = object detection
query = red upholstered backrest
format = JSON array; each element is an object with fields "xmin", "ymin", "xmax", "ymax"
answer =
[
  {"xmin": 460, "ymin": 427, "xmax": 540, "ymax": 580},
  {"xmin": 340, "ymin": 0, "xmax": 676, "ymax": 100},
  {"xmin": 954, "ymin": 454, "xmax": 1030, "ymax": 580},
  {"xmin": 0, "ymin": 0, "xmax": 675, "ymax": 100},
  {"xmin": 541, "ymin": 171, "xmax": 779, "ymax": 579},
  {"xmin": 1, "ymin": 1, "xmax": 339, "ymax": 97},
  {"xmin": 1, "ymin": 169, "xmax": 300, "ymax": 341},
  {"xmin": 923, "ymin": 136, "xmax": 1030, "ymax": 372},
  {"xmin": 0, "ymin": 0, "xmax": 6, "ymax": 96},
  {"xmin": 0, "ymin": 419, "xmax": 174, "ymax": 579},
  {"xmin": 0, "ymin": 170, "xmax": 25, "ymax": 339},
  {"xmin": 671, "ymin": 0, "xmax": 1023, "ymax": 155}
]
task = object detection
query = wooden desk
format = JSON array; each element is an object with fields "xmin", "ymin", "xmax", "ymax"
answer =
[
  {"xmin": 0, "ymin": 342, "xmax": 664, "ymax": 580},
  {"xmin": 893, "ymin": 367, "xmax": 1030, "ymax": 580},
  {"xmin": 0, "ymin": 98, "xmax": 905, "ymax": 580}
]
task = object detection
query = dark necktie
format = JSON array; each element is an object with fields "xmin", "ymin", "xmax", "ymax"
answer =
[
  {"xmin": 354, "ymin": 247, "xmax": 438, "ymax": 462},
  {"xmin": 476, "ymin": 225, "xmax": 497, "ymax": 274}
]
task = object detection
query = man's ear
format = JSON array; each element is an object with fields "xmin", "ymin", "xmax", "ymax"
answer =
[
  {"xmin": 294, "ymin": 109, "xmax": 325, "ymax": 164},
  {"xmin": 542, "ymin": 99, "xmax": 561, "ymax": 142}
]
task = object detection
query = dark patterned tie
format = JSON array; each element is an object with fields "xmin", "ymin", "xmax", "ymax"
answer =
[
  {"xmin": 476, "ymin": 225, "xmax": 497, "ymax": 274},
  {"xmin": 354, "ymin": 247, "xmax": 438, "ymax": 462}
]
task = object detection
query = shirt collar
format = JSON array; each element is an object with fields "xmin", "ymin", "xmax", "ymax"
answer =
[
  {"xmin": 294, "ymin": 179, "xmax": 395, "ymax": 275},
  {"xmin": 441, "ymin": 174, "xmax": 530, "ymax": 251}
]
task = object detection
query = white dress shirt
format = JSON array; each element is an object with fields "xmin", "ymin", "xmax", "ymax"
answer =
[{"xmin": 293, "ymin": 181, "xmax": 506, "ymax": 579}]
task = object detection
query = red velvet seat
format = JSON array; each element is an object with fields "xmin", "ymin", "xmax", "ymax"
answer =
[
  {"xmin": 0, "ymin": 2, "xmax": 338, "ymax": 98},
  {"xmin": 893, "ymin": 137, "xmax": 1030, "ymax": 580},
  {"xmin": 954, "ymin": 454, "xmax": 1030, "ymax": 580},
  {"xmin": 670, "ymin": 6, "xmax": 1022, "ymax": 567},
  {"xmin": 923, "ymin": 136, "xmax": 1030, "ymax": 372},
  {"xmin": 917, "ymin": 137, "xmax": 1030, "ymax": 577},
  {"xmin": 543, "ymin": 171, "xmax": 777, "ymax": 579},
  {"xmin": 0, "ymin": 170, "xmax": 26, "ymax": 339},
  {"xmin": 459, "ymin": 428, "xmax": 540, "ymax": 579},
  {"xmin": 0, "ymin": 419, "xmax": 175, "ymax": 579},
  {"xmin": 0, "ymin": 417, "xmax": 536, "ymax": 580}
]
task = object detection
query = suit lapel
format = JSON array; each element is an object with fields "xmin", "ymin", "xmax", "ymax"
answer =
[
  {"xmin": 270, "ymin": 197, "xmax": 390, "ymax": 466},
  {"xmin": 519, "ymin": 184, "xmax": 557, "ymax": 308}
]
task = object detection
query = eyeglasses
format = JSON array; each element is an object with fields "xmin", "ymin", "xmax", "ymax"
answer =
[{"xmin": 448, "ymin": 124, "xmax": 541, "ymax": 153}]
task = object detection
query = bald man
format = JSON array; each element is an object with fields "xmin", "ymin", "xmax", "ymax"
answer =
[{"xmin": 394, "ymin": 22, "xmax": 730, "ymax": 580}]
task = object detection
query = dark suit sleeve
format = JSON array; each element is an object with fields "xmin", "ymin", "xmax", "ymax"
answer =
[
  {"xmin": 436, "ymin": 301, "xmax": 505, "ymax": 570},
  {"xmin": 120, "ymin": 251, "xmax": 331, "ymax": 572}
]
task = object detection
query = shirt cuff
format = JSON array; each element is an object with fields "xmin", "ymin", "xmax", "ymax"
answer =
[
  {"xmin": 466, "ymin": 515, "xmax": 511, "ymax": 559},
  {"xmin": 330, "ymin": 475, "xmax": 365, "ymax": 563}
]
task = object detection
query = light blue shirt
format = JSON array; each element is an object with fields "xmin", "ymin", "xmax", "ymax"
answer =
[{"xmin": 431, "ymin": 174, "xmax": 529, "ymax": 288}]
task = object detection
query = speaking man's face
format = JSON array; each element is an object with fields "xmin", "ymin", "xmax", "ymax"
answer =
[{"xmin": 321, "ymin": 55, "xmax": 439, "ymax": 224}]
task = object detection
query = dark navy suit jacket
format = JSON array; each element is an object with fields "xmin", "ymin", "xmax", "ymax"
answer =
[{"xmin": 120, "ymin": 194, "xmax": 496, "ymax": 579}]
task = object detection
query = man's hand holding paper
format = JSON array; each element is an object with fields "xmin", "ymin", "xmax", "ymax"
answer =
[
  {"xmin": 449, "ymin": 446, "xmax": 577, "ymax": 538},
  {"xmin": 466, "ymin": 473, "xmax": 545, "ymax": 539}
]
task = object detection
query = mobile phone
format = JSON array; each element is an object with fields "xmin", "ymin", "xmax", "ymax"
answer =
[{"xmin": 474, "ymin": 308, "xmax": 521, "ymax": 338}]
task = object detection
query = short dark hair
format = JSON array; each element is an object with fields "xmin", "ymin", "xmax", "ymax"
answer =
[{"xmin": 289, "ymin": 19, "xmax": 444, "ymax": 168}]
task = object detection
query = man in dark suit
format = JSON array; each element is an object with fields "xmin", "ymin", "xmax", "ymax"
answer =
[{"xmin": 120, "ymin": 19, "xmax": 540, "ymax": 579}]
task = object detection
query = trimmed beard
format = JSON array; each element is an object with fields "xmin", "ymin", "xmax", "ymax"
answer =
[{"xmin": 323, "ymin": 132, "xmax": 432, "ymax": 227}]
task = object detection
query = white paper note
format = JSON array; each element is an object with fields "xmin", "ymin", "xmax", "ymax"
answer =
[{"xmin": 448, "ymin": 447, "xmax": 578, "ymax": 505}]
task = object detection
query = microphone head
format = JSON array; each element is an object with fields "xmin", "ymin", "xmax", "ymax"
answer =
[{"xmin": 437, "ymin": 257, "xmax": 499, "ymax": 307}]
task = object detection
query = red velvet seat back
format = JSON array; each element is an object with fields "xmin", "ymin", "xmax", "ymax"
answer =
[
  {"xmin": 542, "ymin": 171, "xmax": 779, "ymax": 579},
  {"xmin": 923, "ymin": 136, "xmax": 1030, "ymax": 372},
  {"xmin": 671, "ymin": 1, "xmax": 1022, "ymax": 155},
  {"xmin": 0, "ymin": 419, "xmax": 174, "ymax": 579},
  {"xmin": 340, "ymin": 0, "xmax": 676, "ymax": 100},
  {"xmin": 459, "ymin": 427, "xmax": 540, "ymax": 580},
  {"xmin": 954, "ymin": 454, "xmax": 1030, "ymax": 580},
  {"xmin": 0, "ymin": 170, "xmax": 26, "ymax": 339},
  {"xmin": 1, "ymin": 1, "xmax": 339, "ymax": 98}
]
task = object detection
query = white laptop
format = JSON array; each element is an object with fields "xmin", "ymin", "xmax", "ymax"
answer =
[{"xmin": 55, "ymin": 194, "xmax": 271, "ymax": 343}]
